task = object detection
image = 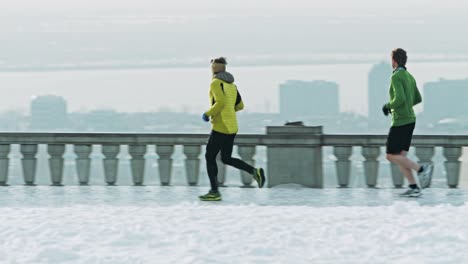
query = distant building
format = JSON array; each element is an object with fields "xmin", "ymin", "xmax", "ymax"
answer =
[
  {"xmin": 84, "ymin": 109, "xmax": 122, "ymax": 132},
  {"xmin": 279, "ymin": 80, "xmax": 339, "ymax": 119},
  {"xmin": 30, "ymin": 95, "xmax": 68, "ymax": 130},
  {"xmin": 368, "ymin": 62, "xmax": 392, "ymax": 128},
  {"xmin": 423, "ymin": 78, "xmax": 468, "ymax": 121}
]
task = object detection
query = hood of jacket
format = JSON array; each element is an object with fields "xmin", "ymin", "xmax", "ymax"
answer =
[{"xmin": 213, "ymin": 72, "xmax": 234, "ymax": 83}]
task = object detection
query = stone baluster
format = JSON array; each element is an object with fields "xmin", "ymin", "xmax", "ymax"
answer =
[
  {"xmin": 333, "ymin": 146, "xmax": 352, "ymax": 188},
  {"xmin": 102, "ymin": 145, "xmax": 120, "ymax": 186},
  {"xmin": 362, "ymin": 146, "xmax": 380, "ymax": 188},
  {"xmin": 48, "ymin": 144, "xmax": 66, "ymax": 186},
  {"xmin": 21, "ymin": 144, "xmax": 38, "ymax": 186},
  {"xmin": 443, "ymin": 147, "xmax": 463, "ymax": 188},
  {"xmin": 156, "ymin": 145, "xmax": 174, "ymax": 186},
  {"xmin": 217, "ymin": 154, "xmax": 227, "ymax": 187},
  {"xmin": 390, "ymin": 163, "xmax": 404, "ymax": 188},
  {"xmin": 415, "ymin": 146, "xmax": 435, "ymax": 187},
  {"xmin": 238, "ymin": 146, "xmax": 256, "ymax": 187},
  {"xmin": 183, "ymin": 145, "xmax": 201, "ymax": 186},
  {"xmin": 129, "ymin": 145, "xmax": 147, "ymax": 186},
  {"xmin": 74, "ymin": 145, "xmax": 92, "ymax": 185},
  {"xmin": 0, "ymin": 145, "xmax": 11, "ymax": 186}
]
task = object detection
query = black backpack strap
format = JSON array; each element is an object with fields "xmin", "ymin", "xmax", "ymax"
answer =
[
  {"xmin": 235, "ymin": 85, "xmax": 242, "ymax": 105},
  {"xmin": 218, "ymin": 82, "xmax": 241, "ymax": 106},
  {"xmin": 220, "ymin": 83, "xmax": 225, "ymax": 94}
]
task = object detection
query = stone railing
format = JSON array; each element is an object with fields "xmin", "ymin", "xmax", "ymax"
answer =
[
  {"xmin": 0, "ymin": 127, "xmax": 466, "ymax": 188},
  {"xmin": 0, "ymin": 132, "xmax": 263, "ymax": 187},
  {"xmin": 324, "ymin": 134, "xmax": 468, "ymax": 188}
]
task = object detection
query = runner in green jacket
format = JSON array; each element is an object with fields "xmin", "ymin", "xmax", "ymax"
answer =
[{"xmin": 383, "ymin": 48, "xmax": 434, "ymax": 197}]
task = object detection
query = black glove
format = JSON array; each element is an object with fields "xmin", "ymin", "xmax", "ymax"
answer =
[{"xmin": 382, "ymin": 104, "xmax": 391, "ymax": 116}]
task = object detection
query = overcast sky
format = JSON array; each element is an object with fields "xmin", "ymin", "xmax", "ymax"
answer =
[
  {"xmin": 2, "ymin": 0, "xmax": 468, "ymax": 69},
  {"xmin": 2, "ymin": 0, "xmax": 468, "ymax": 17}
]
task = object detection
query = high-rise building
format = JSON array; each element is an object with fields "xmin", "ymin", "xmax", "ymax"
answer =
[
  {"xmin": 423, "ymin": 79, "xmax": 468, "ymax": 121},
  {"xmin": 30, "ymin": 95, "xmax": 68, "ymax": 130},
  {"xmin": 368, "ymin": 62, "xmax": 392, "ymax": 129},
  {"xmin": 279, "ymin": 80, "xmax": 339, "ymax": 119}
]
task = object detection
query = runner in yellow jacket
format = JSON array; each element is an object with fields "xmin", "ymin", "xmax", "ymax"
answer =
[{"xmin": 199, "ymin": 57, "xmax": 265, "ymax": 201}]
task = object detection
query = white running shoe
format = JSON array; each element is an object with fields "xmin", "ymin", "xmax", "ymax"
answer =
[
  {"xmin": 399, "ymin": 187, "xmax": 422, "ymax": 197},
  {"xmin": 417, "ymin": 164, "xmax": 434, "ymax": 189}
]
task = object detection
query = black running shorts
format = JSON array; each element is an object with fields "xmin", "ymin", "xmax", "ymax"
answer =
[{"xmin": 386, "ymin": 122, "xmax": 415, "ymax": 154}]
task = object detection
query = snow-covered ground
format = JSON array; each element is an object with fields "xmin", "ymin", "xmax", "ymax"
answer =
[{"xmin": 1, "ymin": 186, "xmax": 468, "ymax": 264}]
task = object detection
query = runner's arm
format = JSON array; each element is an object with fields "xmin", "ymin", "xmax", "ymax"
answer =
[
  {"xmin": 235, "ymin": 90, "xmax": 244, "ymax": 112},
  {"xmin": 205, "ymin": 82, "xmax": 226, "ymax": 117},
  {"xmin": 386, "ymin": 75, "xmax": 406, "ymax": 109},
  {"xmin": 413, "ymin": 86, "xmax": 422, "ymax": 106}
]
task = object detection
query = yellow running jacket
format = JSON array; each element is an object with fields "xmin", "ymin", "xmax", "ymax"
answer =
[{"xmin": 204, "ymin": 72, "xmax": 244, "ymax": 135}]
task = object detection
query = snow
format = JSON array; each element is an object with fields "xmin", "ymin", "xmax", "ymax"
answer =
[{"xmin": 1, "ymin": 186, "xmax": 468, "ymax": 264}]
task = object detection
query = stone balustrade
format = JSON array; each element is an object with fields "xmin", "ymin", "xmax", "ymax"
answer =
[
  {"xmin": 0, "ymin": 128, "xmax": 466, "ymax": 188},
  {"xmin": 324, "ymin": 134, "xmax": 468, "ymax": 188}
]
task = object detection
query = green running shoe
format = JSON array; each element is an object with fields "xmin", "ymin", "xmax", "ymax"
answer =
[
  {"xmin": 199, "ymin": 190, "xmax": 222, "ymax": 201},
  {"xmin": 253, "ymin": 168, "xmax": 266, "ymax": 188}
]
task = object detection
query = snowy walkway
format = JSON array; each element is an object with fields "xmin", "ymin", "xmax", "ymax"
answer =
[{"xmin": 1, "ymin": 186, "xmax": 468, "ymax": 264}]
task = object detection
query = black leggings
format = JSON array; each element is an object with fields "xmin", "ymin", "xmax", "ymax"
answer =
[{"xmin": 205, "ymin": 130, "xmax": 254, "ymax": 191}]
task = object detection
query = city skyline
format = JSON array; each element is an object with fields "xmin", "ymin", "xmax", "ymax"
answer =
[
  {"xmin": 5, "ymin": 73, "xmax": 468, "ymax": 135},
  {"xmin": 1, "ymin": 61, "xmax": 467, "ymax": 117}
]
